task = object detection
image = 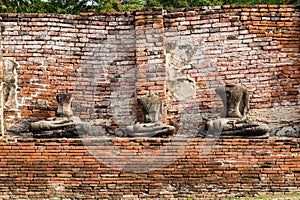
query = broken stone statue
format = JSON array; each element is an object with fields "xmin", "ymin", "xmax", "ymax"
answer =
[
  {"xmin": 116, "ymin": 94, "xmax": 175, "ymax": 137},
  {"xmin": 30, "ymin": 93, "xmax": 79, "ymax": 138},
  {"xmin": 2, "ymin": 59, "xmax": 19, "ymax": 110},
  {"xmin": 206, "ymin": 84, "xmax": 269, "ymax": 137}
]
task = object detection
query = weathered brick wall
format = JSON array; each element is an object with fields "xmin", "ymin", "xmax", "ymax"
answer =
[
  {"xmin": 0, "ymin": 5, "xmax": 299, "ymax": 133},
  {"xmin": 163, "ymin": 5, "xmax": 300, "ymax": 130},
  {"xmin": 0, "ymin": 13, "xmax": 138, "ymax": 130},
  {"xmin": 0, "ymin": 138, "xmax": 299, "ymax": 199},
  {"xmin": 0, "ymin": 6, "xmax": 299, "ymax": 199},
  {"xmin": 135, "ymin": 8, "xmax": 167, "ymax": 121}
]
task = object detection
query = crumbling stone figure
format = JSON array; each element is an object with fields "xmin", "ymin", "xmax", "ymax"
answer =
[
  {"xmin": 215, "ymin": 84, "xmax": 249, "ymax": 118},
  {"xmin": 30, "ymin": 93, "xmax": 77, "ymax": 138},
  {"xmin": 206, "ymin": 84, "xmax": 269, "ymax": 137},
  {"xmin": 56, "ymin": 93, "xmax": 73, "ymax": 117},
  {"xmin": 137, "ymin": 94, "xmax": 162, "ymax": 123},
  {"xmin": 2, "ymin": 59, "xmax": 18, "ymax": 110},
  {"xmin": 117, "ymin": 94, "xmax": 175, "ymax": 137}
]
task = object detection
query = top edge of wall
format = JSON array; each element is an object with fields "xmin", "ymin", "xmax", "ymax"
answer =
[{"xmin": 0, "ymin": 4, "xmax": 298, "ymax": 19}]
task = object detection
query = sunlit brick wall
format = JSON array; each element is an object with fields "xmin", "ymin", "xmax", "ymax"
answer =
[
  {"xmin": 0, "ymin": 138, "xmax": 299, "ymax": 199},
  {"xmin": 0, "ymin": 5, "xmax": 299, "ymax": 131}
]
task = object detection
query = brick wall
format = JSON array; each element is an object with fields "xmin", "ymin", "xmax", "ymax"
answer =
[
  {"xmin": 0, "ymin": 5, "xmax": 299, "ymax": 133},
  {"xmin": 0, "ymin": 6, "xmax": 299, "ymax": 199},
  {"xmin": 0, "ymin": 138, "xmax": 299, "ymax": 199},
  {"xmin": 0, "ymin": 12, "xmax": 138, "ymax": 129},
  {"xmin": 163, "ymin": 5, "xmax": 300, "ymax": 129}
]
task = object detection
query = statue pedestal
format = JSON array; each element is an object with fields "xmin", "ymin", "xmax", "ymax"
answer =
[
  {"xmin": 30, "ymin": 116, "xmax": 78, "ymax": 138},
  {"xmin": 117, "ymin": 122, "xmax": 175, "ymax": 137},
  {"xmin": 206, "ymin": 118, "xmax": 269, "ymax": 138}
]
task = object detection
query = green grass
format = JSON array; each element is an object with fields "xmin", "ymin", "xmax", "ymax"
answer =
[{"xmin": 229, "ymin": 192, "xmax": 300, "ymax": 200}]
